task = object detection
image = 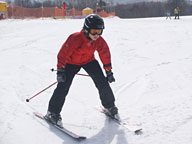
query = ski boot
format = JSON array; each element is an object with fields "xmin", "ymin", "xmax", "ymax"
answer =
[
  {"xmin": 44, "ymin": 111, "xmax": 63, "ymax": 128},
  {"xmin": 104, "ymin": 105, "xmax": 119, "ymax": 118}
]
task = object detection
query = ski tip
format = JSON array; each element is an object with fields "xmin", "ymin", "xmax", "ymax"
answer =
[
  {"xmin": 78, "ymin": 136, "xmax": 87, "ymax": 140},
  {"xmin": 134, "ymin": 129, "xmax": 143, "ymax": 135}
]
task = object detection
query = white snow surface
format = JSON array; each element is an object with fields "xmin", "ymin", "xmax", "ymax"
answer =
[{"xmin": 1, "ymin": 16, "xmax": 192, "ymax": 144}]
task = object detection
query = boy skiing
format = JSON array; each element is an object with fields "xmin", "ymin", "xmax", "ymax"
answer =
[{"xmin": 45, "ymin": 14, "xmax": 118, "ymax": 127}]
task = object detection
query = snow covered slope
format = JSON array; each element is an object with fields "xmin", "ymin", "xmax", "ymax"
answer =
[{"xmin": 0, "ymin": 16, "xmax": 192, "ymax": 144}]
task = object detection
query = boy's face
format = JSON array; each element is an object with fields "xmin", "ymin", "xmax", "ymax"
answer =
[
  {"xmin": 88, "ymin": 29, "xmax": 102, "ymax": 41},
  {"xmin": 89, "ymin": 33, "xmax": 100, "ymax": 41}
]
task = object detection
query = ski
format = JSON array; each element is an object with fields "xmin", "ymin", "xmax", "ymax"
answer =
[
  {"xmin": 33, "ymin": 112, "xmax": 86, "ymax": 140},
  {"xmin": 97, "ymin": 106, "xmax": 142, "ymax": 134}
]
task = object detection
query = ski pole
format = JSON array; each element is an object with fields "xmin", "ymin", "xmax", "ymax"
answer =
[
  {"xmin": 50, "ymin": 68, "xmax": 90, "ymax": 77},
  {"xmin": 26, "ymin": 81, "xmax": 57, "ymax": 102},
  {"xmin": 26, "ymin": 69, "xmax": 89, "ymax": 102}
]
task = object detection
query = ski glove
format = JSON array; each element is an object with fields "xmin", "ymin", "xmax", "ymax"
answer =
[
  {"xmin": 106, "ymin": 70, "xmax": 115, "ymax": 83},
  {"xmin": 57, "ymin": 68, "xmax": 66, "ymax": 83}
]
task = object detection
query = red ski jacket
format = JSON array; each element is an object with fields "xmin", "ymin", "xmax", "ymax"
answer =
[{"xmin": 57, "ymin": 30, "xmax": 112, "ymax": 70}]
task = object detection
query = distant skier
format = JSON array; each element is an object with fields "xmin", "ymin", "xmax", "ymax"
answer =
[
  {"xmin": 174, "ymin": 7, "xmax": 180, "ymax": 19},
  {"xmin": 166, "ymin": 12, "xmax": 171, "ymax": 20},
  {"xmin": 45, "ymin": 14, "xmax": 118, "ymax": 127}
]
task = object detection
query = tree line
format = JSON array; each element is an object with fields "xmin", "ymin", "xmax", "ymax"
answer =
[
  {"xmin": 115, "ymin": 0, "xmax": 192, "ymax": 18},
  {"xmin": 7, "ymin": 0, "xmax": 192, "ymax": 18},
  {"xmin": 8, "ymin": 0, "xmax": 109, "ymax": 10}
]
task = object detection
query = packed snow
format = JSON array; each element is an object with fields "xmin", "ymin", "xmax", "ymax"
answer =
[{"xmin": 0, "ymin": 16, "xmax": 192, "ymax": 144}]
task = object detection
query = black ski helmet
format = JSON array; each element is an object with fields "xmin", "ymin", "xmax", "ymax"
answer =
[{"xmin": 83, "ymin": 14, "xmax": 105, "ymax": 34}]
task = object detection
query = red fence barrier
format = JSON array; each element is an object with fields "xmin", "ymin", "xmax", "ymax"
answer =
[
  {"xmin": 7, "ymin": 4, "xmax": 115, "ymax": 19},
  {"xmin": 97, "ymin": 11, "xmax": 115, "ymax": 17}
]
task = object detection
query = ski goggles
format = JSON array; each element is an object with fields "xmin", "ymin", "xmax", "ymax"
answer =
[{"xmin": 89, "ymin": 29, "xmax": 103, "ymax": 35}]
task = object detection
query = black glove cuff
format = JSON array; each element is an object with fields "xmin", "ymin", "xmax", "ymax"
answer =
[
  {"xmin": 106, "ymin": 70, "xmax": 113, "ymax": 76},
  {"xmin": 57, "ymin": 68, "xmax": 65, "ymax": 74}
]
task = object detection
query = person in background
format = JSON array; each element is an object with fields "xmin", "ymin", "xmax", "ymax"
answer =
[
  {"xmin": 44, "ymin": 14, "xmax": 118, "ymax": 127},
  {"xmin": 174, "ymin": 7, "xmax": 180, "ymax": 19},
  {"xmin": 166, "ymin": 12, "xmax": 171, "ymax": 20}
]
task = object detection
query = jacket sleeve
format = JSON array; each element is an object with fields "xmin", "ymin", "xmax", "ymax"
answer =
[
  {"xmin": 57, "ymin": 34, "xmax": 78, "ymax": 68},
  {"xmin": 97, "ymin": 37, "xmax": 112, "ymax": 70}
]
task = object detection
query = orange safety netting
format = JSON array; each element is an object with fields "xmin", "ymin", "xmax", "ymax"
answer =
[
  {"xmin": 7, "ymin": 4, "xmax": 115, "ymax": 19},
  {"xmin": 97, "ymin": 11, "xmax": 115, "ymax": 17}
]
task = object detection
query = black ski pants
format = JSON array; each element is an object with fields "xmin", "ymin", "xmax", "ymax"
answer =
[
  {"xmin": 48, "ymin": 60, "xmax": 115, "ymax": 114},
  {"xmin": 175, "ymin": 14, "xmax": 179, "ymax": 19}
]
